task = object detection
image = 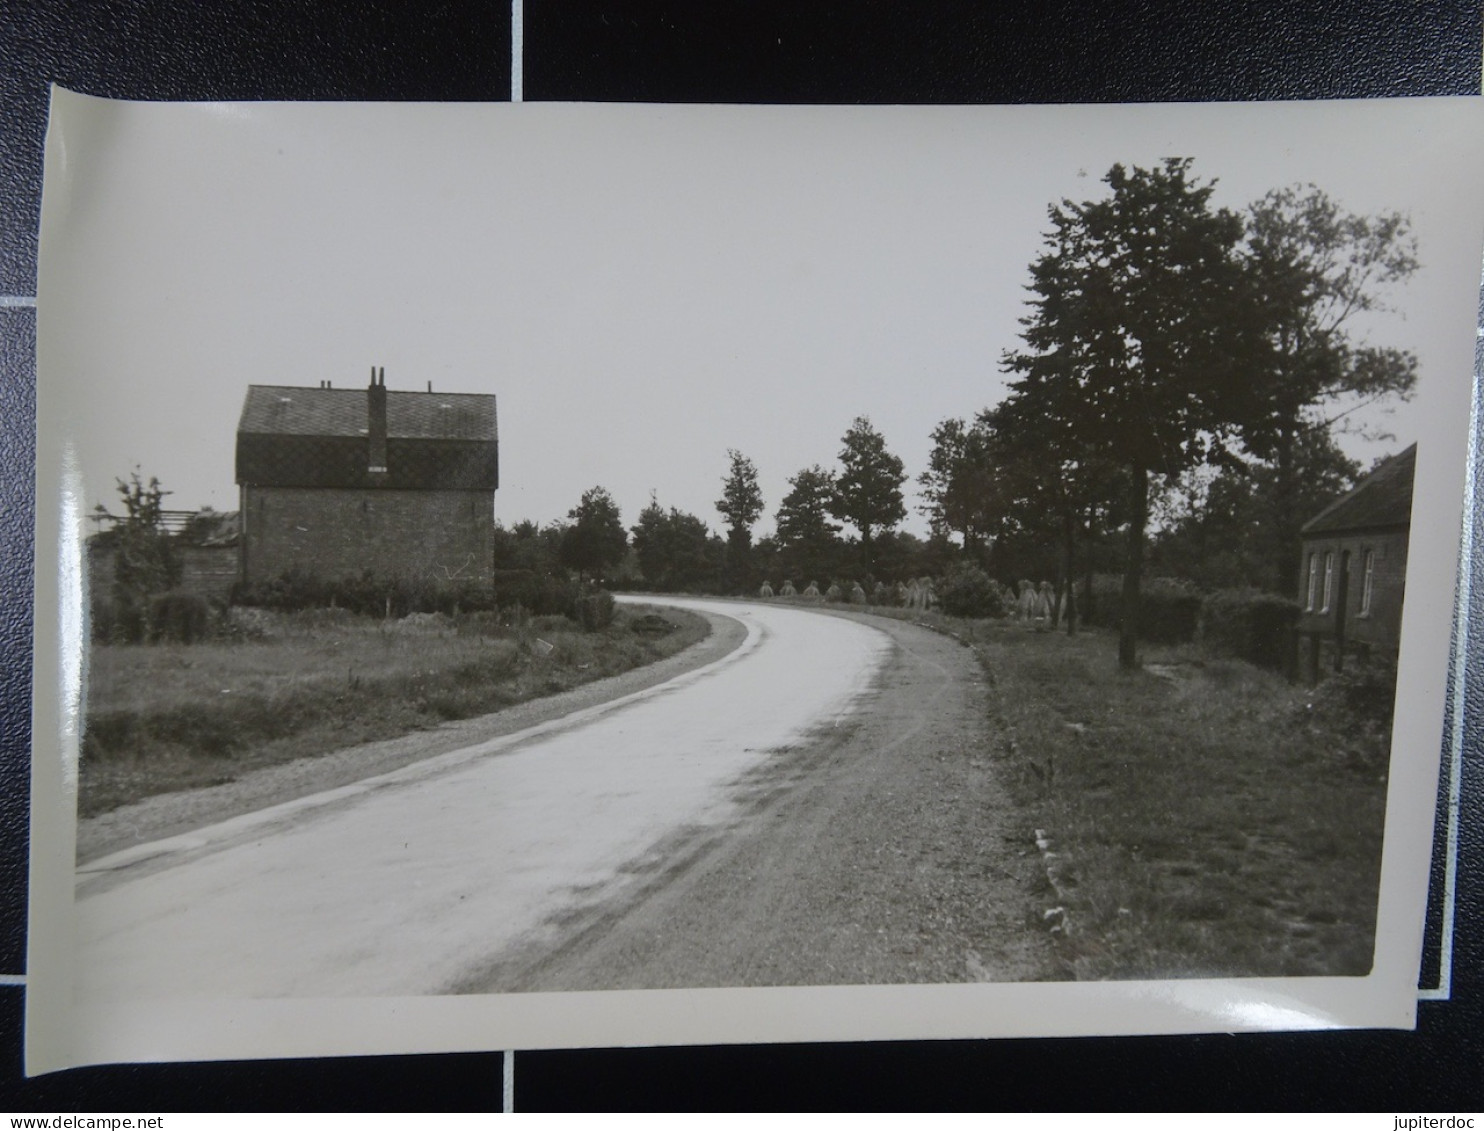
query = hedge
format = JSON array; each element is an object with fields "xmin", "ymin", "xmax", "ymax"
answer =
[
  {"xmin": 1200, "ymin": 589, "xmax": 1300, "ymax": 672},
  {"xmin": 232, "ymin": 568, "xmax": 625, "ymax": 631},
  {"xmin": 1080, "ymin": 574, "xmax": 1202, "ymax": 644}
]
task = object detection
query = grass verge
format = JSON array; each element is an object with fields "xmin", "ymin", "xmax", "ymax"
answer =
[
  {"xmin": 81, "ymin": 605, "xmax": 708, "ymax": 817},
  {"xmin": 851, "ymin": 603, "xmax": 1390, "ymax": 979}
]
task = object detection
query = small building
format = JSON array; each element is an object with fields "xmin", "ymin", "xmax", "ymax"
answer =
[
  {"xmin": 87, "ymin": 509, "xmax": 240, "ymax": 608},
  {"xmin": 1296, "ymin": 443, "xmax": 1415, "ymax": 676},
  {"xmin": 235, "ymin": 369, "xmax": 498, "ymax": 588}
]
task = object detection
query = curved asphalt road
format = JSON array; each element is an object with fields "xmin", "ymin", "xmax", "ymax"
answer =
[{"xmin": 74, "ymin": 598, "xmax": 891, "ymax": 1002}]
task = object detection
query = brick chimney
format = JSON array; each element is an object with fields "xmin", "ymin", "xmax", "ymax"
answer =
[{"xmin": 368, "ymin": 366, "xmax": 388, "ymax": 477}]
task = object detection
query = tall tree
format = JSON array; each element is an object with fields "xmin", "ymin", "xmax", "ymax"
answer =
[
  {"xmin": 491, "ymin": 519, "xmax": 564, "ymax": 575},
  {"xmin": 1002, "ymin": 159, "xmax": 1247, "ymax": 668},
  {"xmin": 976, "ymin": 403, "xmax": 1126, "ymax": 634},
  {"xmin": 559, "ymin": 486, "xmax": 628, "ymax": 580},
  {"xmin": 1236, "ymin": 186, "xmax": 1419, "ymax": 596},
  {"xmin": 632, "ymin": 494, "xmax": 716, "ymax": 591},
  {"xmin": 918, "ymin": 417, "xmax": 1000, "ymax": 557},
  {"xmin": 716, "ymin": 449, "xmax": 765, "ymax": 590},
  {"xmin": 830, "ymin": 416, "xmax": 907, "ymax": 574},
  {"xmin": 774, "ymin": 465, "xmax": 842, "ymax": 584},
  {"xmin": 716, "ymin": 449, "xmax": 765, "ymax": 542}
]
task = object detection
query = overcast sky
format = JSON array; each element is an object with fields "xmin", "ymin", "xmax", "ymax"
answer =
[{"xmin": 38, "ymin": 95, "xmax": 1484, "ymax": 541}]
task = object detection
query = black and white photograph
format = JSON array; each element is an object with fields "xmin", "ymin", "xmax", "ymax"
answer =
[{"xmin": 25, "ymin": 91, "xmax": 1484, "ymax": 1072}]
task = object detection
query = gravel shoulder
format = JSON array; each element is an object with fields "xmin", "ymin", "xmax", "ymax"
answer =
[
  {"xmin": 458, "ymin": 608, "xmax": 1057, "ymax": 990},
  {"xmin": 77, "ymin": 609, "xmax": 744, "ymax": 864}
]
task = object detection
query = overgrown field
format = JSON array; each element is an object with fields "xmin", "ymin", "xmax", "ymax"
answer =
[
  {"xmin": 82, "ymin": 605, "xmax": 707, "ymax": 817},
  {"xmin": 866, "ymin": 605, "xmax": 1392, "ymax": 979}
]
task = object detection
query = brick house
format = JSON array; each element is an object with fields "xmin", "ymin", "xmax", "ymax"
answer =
[
  {"xmin": 236, "ymin": 369, "xmax": 498, "ymax": 587},
  {"xmin": 1296, "ymin": 443, "xmax": 1414, "ymax": 677}
]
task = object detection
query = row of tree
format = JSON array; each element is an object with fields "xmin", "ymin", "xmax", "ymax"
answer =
[
  {"xmin": 496, "ymin": 418, "xmax": 919, "ymax": 593},
  {"xmin": 501, "ymin": 161, "xmax": 1416, "ymax": 668}
]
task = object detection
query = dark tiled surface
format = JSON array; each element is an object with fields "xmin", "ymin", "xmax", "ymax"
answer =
[
  {"xmin": 1, "ymin": 0, "xmax": 513, "ymax": 296},
  {"xmin": 525, "ymin": 0, "xmax": 1481, "ymax": 104},
  {"xmin": 517, "ymin": 1020, "xmax": 1484, "ymax": 1111}
]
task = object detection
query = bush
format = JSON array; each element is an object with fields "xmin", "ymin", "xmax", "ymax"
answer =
[
  {"xmin": 1300, "ymin": 655, "xmax": 1399, "ymax": 768},
  {"xmin": 93, "ymin": 590, "xmax": 218, "ymax": 644},
  {"xmin": 1307, "ymin": 657, "xmax": 1398, "ymax": 732},
  {"xmin": 91, "ymin": 594, "xmax": 145, "ymax": 644},
  {"xmin": 629, "ymin": 613, "xmax": 677, "ymax": 637},
  {"xmin": 1201, "ymin": 589, "xmax": 1300, "ymax": 672},
  {"xmin": 491, "ymin": 569, "xmax": 584, "ymax": 618},
  {"xmin": 938, "ymin": 565, "xmax": 1008, "ymax": 619},
  {"xmin": 233, "ymin": 569, "xmax": 499, "ymax": 618},
  {"xmin": 149, "ymin": 592, "xmax": 211, "ymax": 644},
  {"xmin": 1082, "ymin": 574, "xmax": 1202, "ymax": 644},
  {"xmin": 572, "ymin": 587, "xmax": 616, "ymax": 632}
]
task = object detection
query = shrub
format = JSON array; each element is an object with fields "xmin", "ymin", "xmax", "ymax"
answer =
[
  {"xmin": 1300, "ymin": 655, "xmax": 1399, "ymax": 768},
  {"xmin": 149, "ymin": 592, "xmax": 211, "ymax": 644},
  {"xmin": 938, "ymin": 564, "xmax": 1008, "ymax": 619},
  {"xmin": 1082, "ymin": 574, "xmax": 1202, "ymax": 644},
  {"xmin": 572, "ymin": 587, "xmax": 616, "ymax": 632},
  {"xmin": 492, "ymin": 569, "xmax": 583, "ymax": 619},
  {"xmin": 629, "ymin": 613, "xmax": 677, "ymax": 637},
  {"xmin": 1201, "ymin": 589, "xmax": 1300, "ymax": 672},
  {"xmin": 90, "ymin": 594, "xmax": 145, "ymax": 644},
  {"xmin": 233, "ymin": 569, "xmax": 499, "ymax": 618}
]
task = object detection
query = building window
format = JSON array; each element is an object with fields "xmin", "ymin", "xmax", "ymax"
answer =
[
  {"xmin": 1305, "ymin": 553, "xmax": 1318, "ymax": 611},
  {"xmin": 1320, "ymin": 551, "xmax": 1334, "ymax": 614},
  {"xmin": 1360, "ymin": 549, "xmax": 1375, "ymax": 616}
]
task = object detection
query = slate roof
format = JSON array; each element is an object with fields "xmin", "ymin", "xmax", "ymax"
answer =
[
  {"xmin": 235, "ymin": 383, "xmax": 498, "ymax": 491},
  {"xmin": 1301, "ymin": 443, "xmax": 1416, "ymax": 536},
  {"xmin": 238, "ymin": 385, "xmax": 496, "ymax": 442}
]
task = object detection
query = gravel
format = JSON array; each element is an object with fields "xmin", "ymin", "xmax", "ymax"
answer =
[{"xmin": 458, "ymin": 609, "xmax": 1057, "ymax": 991}]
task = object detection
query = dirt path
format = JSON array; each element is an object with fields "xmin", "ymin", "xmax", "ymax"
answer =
[
  {"xmin": 458, "ymin": 608, "xmax": 1055, "ymax": 990},
  {"xmin": 77, "ymin": 609, "xmax": 745, "ymax": 864}
]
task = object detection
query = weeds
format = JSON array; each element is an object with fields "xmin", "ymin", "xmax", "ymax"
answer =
[
  {"xmin": 81, "ymin": 604, "xmax": 707, "ymax": 816},
  {"xmin": 972, "ymin": 625, "xmax": 1388, "ymax": 979}
]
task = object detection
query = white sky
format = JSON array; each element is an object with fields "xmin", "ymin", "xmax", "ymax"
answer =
[{"xmin": 37, "ymin": 95, "xmax": 1484, "ymax": 540}]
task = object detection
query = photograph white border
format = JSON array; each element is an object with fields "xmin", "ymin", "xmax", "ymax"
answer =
[{"xmin": 26, "ymin": 90, "xmax": 1484, "ymax": 1073}]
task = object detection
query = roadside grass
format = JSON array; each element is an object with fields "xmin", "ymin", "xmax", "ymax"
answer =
[
  {"xmin": 830, "ymin": 601, "xmax": 1389, "ymax": 979},
  {"xmin": 81, "ymin": 605, "xmax": 708, "ymax": 817},
  {"xmin": 968, "ymin": 621, "xmax": 1389, "ymax": 979}
]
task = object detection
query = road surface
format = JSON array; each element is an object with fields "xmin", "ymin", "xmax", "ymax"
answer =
[{"xmin": 75, "ymin": 597, "xmax": 1048, "ymax": 1003}]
